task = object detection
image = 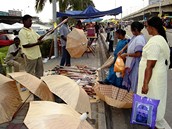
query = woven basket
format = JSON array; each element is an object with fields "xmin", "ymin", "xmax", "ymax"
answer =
[{"xmin": 94, "ymin": 83, "xmax": 133, "ymax": 108}]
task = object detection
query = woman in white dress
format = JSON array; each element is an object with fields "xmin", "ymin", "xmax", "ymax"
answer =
[{"xmin": 137, "ymin": 16, "xmax": 170, "ymax": 129}]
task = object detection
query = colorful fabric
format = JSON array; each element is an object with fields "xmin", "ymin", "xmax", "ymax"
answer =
[
  {"xmin": 123, "ymin": 34, "xmax": 146, "ymax": 93},
  {"xmin": 105, "ymin": 39, "xmax": 128, "ymax": 87},
  {"xmin": 137, "ymin": 35, "xmax": 170, "ymax": 128}
]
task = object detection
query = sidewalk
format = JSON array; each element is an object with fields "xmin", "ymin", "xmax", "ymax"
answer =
[
  {"xmin": 2, "ymin": 31, "xmax": 171, "ymax": 129},
  {"xmin": 43, "ymin": 41, "xmax": 107, "ymax": 129},
  {"xmin": 0, "ymin": 39, "xmax": 107, "ymax": 129},
  {"xmin": 166, "ymin": 29, "xmax": 172, "ymax": 33}
]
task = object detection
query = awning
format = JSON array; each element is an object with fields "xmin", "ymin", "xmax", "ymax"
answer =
[
  {"xmin": 57, "ymin": 5, "xmax": 122, "ymax": 19},
  {"xmin": 82, "ymin": 17, "xmax": 103, "ymax": 23}
]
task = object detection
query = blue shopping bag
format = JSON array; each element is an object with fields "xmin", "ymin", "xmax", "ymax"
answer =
[{"xmin": 131, "ymin": 94, "xmax": 160, "ymax": 129}]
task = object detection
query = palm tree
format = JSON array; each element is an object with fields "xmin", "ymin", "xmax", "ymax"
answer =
[
  {"xmin": 68, "ymin": 0, "xmax": 94, "ymax": 10},
  {"xmin": 35, "ymin": 0, "xmax": 95, "ymax": 13}
]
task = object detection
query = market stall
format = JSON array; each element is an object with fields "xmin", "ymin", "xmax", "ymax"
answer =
[{"xmin": 57, "ymin": 5, "xmax": 122, "ymax": 19}]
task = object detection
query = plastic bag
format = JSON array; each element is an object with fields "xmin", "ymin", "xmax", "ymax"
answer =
[
  {"xmin": 131, "ymin": 94, "xmax": 160, "ymax": 129},
  {"xmin": 114, "ymin": 56, "xmax": 125, "ymax": 72}
]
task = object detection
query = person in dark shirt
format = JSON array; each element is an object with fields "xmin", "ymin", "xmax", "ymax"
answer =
[
  {"xmin": 75, "ymin": 20, "xmax": 83, "ymax": 29},
  {"xmin": 94, "ymin": 22, "xmax": 100, "ymax": 38}
]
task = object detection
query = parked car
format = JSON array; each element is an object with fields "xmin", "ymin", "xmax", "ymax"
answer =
[
  {"xmin": 0, "ymin": 34, "xmax": 15, "ymax": 48},
  {"xmin": 36, "ymin": 29, "xmax": 47, "ymax": 36}
]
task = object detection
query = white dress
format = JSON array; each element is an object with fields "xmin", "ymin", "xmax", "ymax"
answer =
[{"xmin": 137, "ymin": 35, "xmax": 170, "ymax": 128}]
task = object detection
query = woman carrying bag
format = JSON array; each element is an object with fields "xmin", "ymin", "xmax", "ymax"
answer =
[
  {"xmin": 98, "ymin": 29, "xmax": 129, "ymax": 88},
  {"xmin": 137, "ymin": 16, "xmax": 170, "ymax": 129}
]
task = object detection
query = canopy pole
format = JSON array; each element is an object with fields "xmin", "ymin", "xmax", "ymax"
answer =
[{"xmin": 53, "ymin": 0, "xmax": 58, "ymax": 58}]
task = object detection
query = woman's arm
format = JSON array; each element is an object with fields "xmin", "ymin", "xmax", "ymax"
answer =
[
  {"xmin": 120, "ymin": 51, "xmax": 142, "ymax": 60},
  {"xmin": 128, "ymin": 51, "xmax": 142, "ymax": 57},
  {"xmin": 118, "ymin": 44, "xmax": 128, "ymax": 55},
  {"xmin": 142, "ymin": 60, "xmax": 157, "ymax": 94}
]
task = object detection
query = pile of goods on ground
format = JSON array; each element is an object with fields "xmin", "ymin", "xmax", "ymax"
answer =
[{"xmin": 44, "ymin": 65, "xmax": 97, "ymax": 97}]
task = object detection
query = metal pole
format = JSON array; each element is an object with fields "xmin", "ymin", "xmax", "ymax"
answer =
[
  {"xmin": 53, "ymin": 0, "xmax": 58, "ymax": 58},
  {"xmin": 159, "ymin": 0, "xmax": 162, "ymax": 16},
  {"xmin": 115, "ymin": 0, "xmax": 116, "ymax": 19},
  {"xmin": 143, "ymin": 0, "xmax": 144, "ymax": 20}
]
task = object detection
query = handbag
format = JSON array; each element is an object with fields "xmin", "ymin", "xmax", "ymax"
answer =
[{"xmin": 131, "ymin": 94, "xmax": 160, "ymax": 129}]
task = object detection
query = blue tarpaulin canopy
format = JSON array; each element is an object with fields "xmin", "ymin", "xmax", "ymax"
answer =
[
  {"xmin": 82, "ymin": 17, "xmax": 103, "ymax": 23},
  {"xmin": 57, "ymin": 5, "xmax": 122, "ymax": 19},
  {"xmin": 80, "ymin": 5, "xmax": 100, "ymax": 14},
  {"xmin": 65, "ymin": 10, "xmax": 82, "ymax": 15}
]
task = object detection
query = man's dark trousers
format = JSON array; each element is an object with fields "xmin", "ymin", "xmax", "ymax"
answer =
[{"xmin": 60, "ymin": 46, "xmax": 71, "ymax": 66}]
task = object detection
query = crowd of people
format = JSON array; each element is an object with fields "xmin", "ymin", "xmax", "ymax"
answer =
[
  {"xmin": 1, "ymin": 14, "xmax": 170, "ymax": 129},
  {"xmin": 3, "ymin": 15, "xmax": 103, "ymax": 73},
  {"xmin": 99, "ymin": 16, "xmax": 170, "ymax": 129}
]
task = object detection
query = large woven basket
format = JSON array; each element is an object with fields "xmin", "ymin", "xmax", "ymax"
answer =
[{"xmin": 94, "ymin": 83, "xmax": 133, "ymax": 108}]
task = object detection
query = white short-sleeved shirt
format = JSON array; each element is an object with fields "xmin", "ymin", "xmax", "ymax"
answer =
[
  {"xmin": 141, "ymin": 35, "xmax": 170, "ymax": 69},
  {"xmin": 5, "ymin": 44, "xmax": 20, "ymax": 62}
]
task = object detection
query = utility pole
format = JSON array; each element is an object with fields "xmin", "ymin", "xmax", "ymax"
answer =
[
  {"xmin": 115, "ymin": 0, "xmax": 116, "ymax": 19},
  {"xmin": 159, "ymin": 0, "xmax": 162, "ymax": 16},
  {"xmin": 53, "ymin": 0, "xmax": 58, "ymax": 58},
  {"xmin": 143, "ymin": 0, "xmax": 145, "ymax": 21}
]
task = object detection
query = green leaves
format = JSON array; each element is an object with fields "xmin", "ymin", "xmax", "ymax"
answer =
[{"xmin": 35, "ymin": 0, "xmax": 95, "ymax": 13}]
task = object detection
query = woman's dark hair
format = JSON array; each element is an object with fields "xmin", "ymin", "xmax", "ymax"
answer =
[
  {"xmin": 131, "ymin": 21, "xmax": 144, "ymax": 32},
  {"xmin": 116, "ymin": 29, "xmax": 126, "ymax": 36},
  {"xmin": 22, "ymin": 14, "xmax": 32, "ymax": 22},
  {"xmin": 147, "ymin": 16, "xmax": 167, "ymax": 41}
]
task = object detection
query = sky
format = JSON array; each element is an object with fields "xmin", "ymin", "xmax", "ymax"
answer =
[{"xmin": 0, "ymin": 0, "xmax": 149, "ymax": 22}]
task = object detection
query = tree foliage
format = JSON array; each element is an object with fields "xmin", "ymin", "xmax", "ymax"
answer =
[{"xmin": 35, "ymin": 0, "xmax": 95, "ymax": 13}]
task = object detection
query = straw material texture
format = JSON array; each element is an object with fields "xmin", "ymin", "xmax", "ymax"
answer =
[
  {"xmin": 66, "ymin": 28, "xmax": 88, "ymax": 58},
  {"xmin": 8, "ymin": 72, "xmax": 54, "ymax": 101},
  {"xmin": 41, "ymin": 75, "xmax": 91, "ymax": 118},
  {"xmin": 24, "ymin": 101, "xmax": 93, "ymax": 129},
  {"xmin": 0, "ymin": 74, "xmax": 22, "ymax": 124},
  {"xmin": 94, "ymin": 83, "xmax": 133, "ymax": 108}
]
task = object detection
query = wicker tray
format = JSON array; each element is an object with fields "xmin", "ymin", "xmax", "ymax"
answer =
[{"xmin": 94, "ymin": 83, "xmax": 133, "ymax": 108}]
